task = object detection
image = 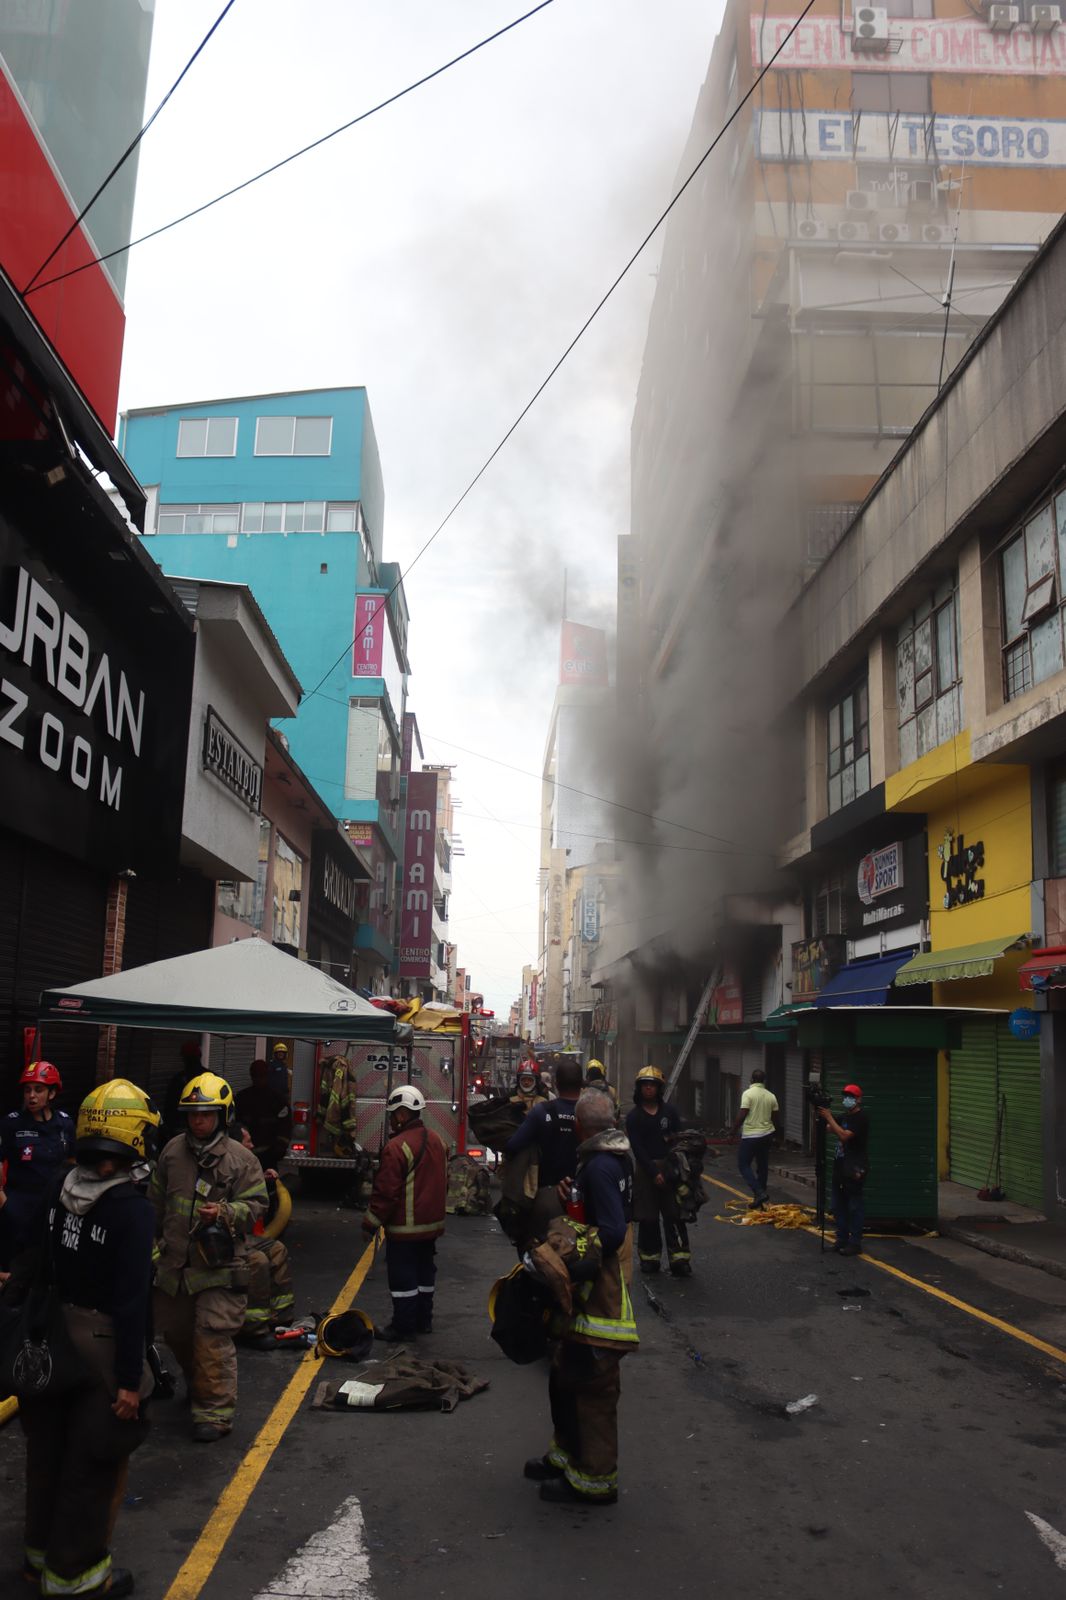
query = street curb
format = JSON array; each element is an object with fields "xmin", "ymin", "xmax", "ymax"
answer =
[{"xmin": 937, "ymin": 1223, "xmax": 1066, "ymax": 1285}]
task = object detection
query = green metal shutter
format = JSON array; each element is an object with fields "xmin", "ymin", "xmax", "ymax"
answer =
[
  {"xmin": 948, "ymin": 1020, "xmax": 998, "ymax": 1191},
  {"xmin": 994, "ymin": 1024, "xmax": 1043, "ymax": 1210},
  {"xmin": 822, "ymin": 1047, "xmax": 937, "ymax": 1226}
]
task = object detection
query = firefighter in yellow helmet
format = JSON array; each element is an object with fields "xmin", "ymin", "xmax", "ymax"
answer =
[
  {"xmin": 149, "ymin": 1072, "xmax": 267, "ymax": 1442},
  {"xmin": 19, "ymin": 1080, "xmax": 159, "ymax": 1598},
  {"xmin": 624, "ymin": 1066, "xmax": 692, "ymax": 1276}
]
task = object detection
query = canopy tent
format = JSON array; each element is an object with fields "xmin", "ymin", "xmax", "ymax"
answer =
[{"xmin": 39, "ymin": 937, "xmax": 398, "ymax": 1041}]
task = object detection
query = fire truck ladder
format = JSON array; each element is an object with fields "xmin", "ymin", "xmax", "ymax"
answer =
[{"xmin": 663, "ymin": 966, "xmax": 722, "ymax": 1103}]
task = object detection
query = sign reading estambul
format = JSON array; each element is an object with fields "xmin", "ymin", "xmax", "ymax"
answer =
[{"xmin": 752, "ymin": 15, "xmax": 1066, "ymax": 74}]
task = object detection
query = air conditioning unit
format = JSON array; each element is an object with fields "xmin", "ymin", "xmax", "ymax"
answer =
[
  {"xmin": 1031, "ymin": 2, "xmax": 1061, "ymax": 28},
  {"xmin": 921, "ymin": 222, "xmax": 949, "ymax": 243},
  {"xmin": 837, "ymin": 220, "xmax": 872, "ymax": 242},
  {"xmin": 878, "ymin": 222, "xmax": 911, "ymax": 243},
  {"xmin": 988, "ymin": 3, "xmax": 1020, "ymax": 28},
  {"xmin": 846, "ymin": 189, "xmax": 875, "ymax": 210},
  {"xmin": 797, "ymin": 218, "xmax": 832, "ymax": 240},
  {"xmin": 909, "ymin": 179, "xmax": 937, "ymax": 206},
  {"xmin": 852, "ymin": 4, "xmax": 890, "ymax": 48}
]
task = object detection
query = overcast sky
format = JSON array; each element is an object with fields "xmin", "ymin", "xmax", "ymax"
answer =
[{"xmin": 118, "ymin": 0, "xmax": 724, "ymax": 1015}]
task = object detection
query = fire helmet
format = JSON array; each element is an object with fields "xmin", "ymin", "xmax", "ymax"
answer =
[
  {"xmin": 76, "ymin": 1079, "xmax": 160, "ymax": 1162},
  {"xmin": 635, "ymin": 1065, "xmax": 665, "ymax": 1084},
  {"xmin": 21, "ymin": 1061, "xmax": 62, "ymax": 1090},
  {"xmin": 191, "ymin": 1219, "xmax": 235, "ymax": 1268},
  {"xmin": 178, "ymin": 1072, "xmax": 235, "ymax": 1120},
  {"xmin": 586, "ymin": 1059, "xmax": 606, "ymax": 1079},
  {"xmin": 386, "ymin": 1085, "xmax": 425, "ymax": 1116},
  {"xmin": 272, "ymin": 1043, "xmax": 289, "ymax": 1055}
]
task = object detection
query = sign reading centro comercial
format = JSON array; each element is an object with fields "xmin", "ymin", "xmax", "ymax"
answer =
[
  {"xmin": 399, "ymin": 771, "xmax": 439, "ymax": 978},
  {"xmin": 752, "ymin": 16, "xmax": 1066, "ymax": 75},
  {"xmin": 757, "ymin": 110, "xmax": 1066, "ymax": 168}
]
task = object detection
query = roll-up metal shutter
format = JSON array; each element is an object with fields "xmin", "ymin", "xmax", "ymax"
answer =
[
  {"xmin": 948, "ymin": 1019, "xmax": 998, "ymax": 1192},
  {"xmin": 785, "ymin": 1047, "xmax": 805, "ymax": 1144},
  {"xmin": 820, "ymin": 1047, "xmax": 937, "ymax": 1225},
  {"xmin": 994, "ymin": 1023, "xmax": 1042, "ymax": 1210},
  {"xmin": 217, "ymin": 1034, "xmax": 257, "ymax": 1098}
]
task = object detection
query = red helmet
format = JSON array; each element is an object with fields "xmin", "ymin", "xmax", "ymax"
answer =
[{"xmin": 21, "ymin": 1061, "xmax": 62, "ymax": 1090}]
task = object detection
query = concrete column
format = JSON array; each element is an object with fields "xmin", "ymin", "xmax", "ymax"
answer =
[
  {"xmin": 805, "ymin": 700, "xmax": 827, "ymax": 830},
  {"xmin": 868, "ymin": 634, "xmax": 897, "ymax": 786},
  {"xmin": 958, "ymin": 532, "xmax": 1002, "ymax": 735}
]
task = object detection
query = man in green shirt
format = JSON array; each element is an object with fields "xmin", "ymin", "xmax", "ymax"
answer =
[{"xmin": 732, "ymin": 1069, "xmax": 780, "ymax": 1209}]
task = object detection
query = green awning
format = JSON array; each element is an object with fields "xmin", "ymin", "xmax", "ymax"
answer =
[
  {"xmin": 893, "ymin": 934, "xmax": 1026, "ymax": 987},
  {"xmin": 764, "ymin": 1002, "xmax": 815, "ymax": 1022}
]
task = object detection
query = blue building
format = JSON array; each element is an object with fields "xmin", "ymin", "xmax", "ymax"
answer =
[{"xmin": 119, "ymin": 387, "xmax": 408, "ymax": 982}]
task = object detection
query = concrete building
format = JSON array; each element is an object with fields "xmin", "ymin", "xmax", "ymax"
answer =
[{"xmin": 119, "ymin": 387, "xmax": 409, "ymax": 980}]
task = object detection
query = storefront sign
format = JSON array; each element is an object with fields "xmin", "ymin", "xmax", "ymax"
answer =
[
  {"xmin": 549, "ymin": 868, "xmax": 564, "ymax": 947},
  {"xmin": 399, "ymin": 771, "xmax": 438, "ymax": 978},
  {"xmin": 845, "ymin": 832, "xmax": 927, "ymax": 937},
  {"xmin": 529, "ymin": 973, "xmax": 538, "ymax": 1019},
  {"xmin": 309, "ymin": 827, "xmax": 364, "ymax": 945},
  {"xmin": 202, "ymin": 707, "xmax": 262, "ymax": 811},
  {"xmin": 581, "ymin": 892, "xmax": 599, "ymax": 943},
  {"xmin": 352, "ymin": 593, "xmax": 384, "ymax": 678},
  {"xmin": 939, "ymin": 830, "xmax": 985, "ymax": 910},
  {"xmin": 0, "ymin": 504, "xmax": 191, "ymax": 872},
  {"xmin": 712, "ymin": 965, "xmax": 743, "ymax": 1025},
  {"xmin": 756, "ymin": 110, "xmax": 1066, "ymax": 167},
  {"xmin": 751, "ymin": 15, "xmax": 1066, "ymax": 75},
  {"xmin": 345, "ymin": 822, "xmax": 374, "ymax": 847},
  {"xmin": 791, "ymin": 935, "xmax": 846, "ymax": 997},
  {"xmin": 1008, "ymin": 1007, "xmax": 1040, "ymax": 1041},
  {"xmin": 858, "ymin": 841, "xmax": 903, "ymax": 907},
  {"xmin": 560, "ymin": 621, "xmax": 608, "ymax": 687}
]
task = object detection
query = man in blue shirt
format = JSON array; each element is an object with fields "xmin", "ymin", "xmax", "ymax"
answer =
[{"xmin": 503, "ymin": 1058, "xmax": 583, "ymax": 1241}]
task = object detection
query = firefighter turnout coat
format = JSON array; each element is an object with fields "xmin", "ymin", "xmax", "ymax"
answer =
[
  {"xmin": 365, "ymin": 1118, "xmax": 447, "ymax": 1239},
  {"xmin": 151, "ymin": 1133, "xmax": 267, "ymax": 1294}
]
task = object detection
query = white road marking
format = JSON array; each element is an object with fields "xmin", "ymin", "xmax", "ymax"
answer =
[
  {"xmin": 1026, "ymin": 1511, "xmax": 1066, "ymax": 1572},
  {"xmin": 253, "ymin": 1496, "xmax": 375, "ymax": 1598}
]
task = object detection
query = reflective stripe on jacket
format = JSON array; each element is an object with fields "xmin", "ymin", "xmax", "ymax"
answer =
[
  {"xmin": 150, "ymin": 1132, "xmax": 268, "ymax": 1295},
  {"xmin": 559, "ymin": 1223, "xmax": 639, "ymax": 1348},
  {"xmin": 365, "ymin": 1119, "xmax": 447, "ymax": 1239}
]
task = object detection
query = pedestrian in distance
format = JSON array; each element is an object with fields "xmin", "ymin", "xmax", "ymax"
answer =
[
  {"xmin": 0, "ymin": 1061, "xmax": 74, "ymax": 1270},
  {"xmin": 503, "ymin": 1056, "xmax": 584, "ymax": 1242},
  {"xmin": 16, "ymin": 1079, "xmax": 159, "ymax": 1599},
  {"xmin": 732, "ymin": 1067, "xmax": 780, "ymax": 1209},
  {"xmin": 362, "ymin": 1085, "xmax": 448, "ymax": 1341},
  {"xmin": 625, "ymin": 1065, "xmax": 692, "ymax": 1277},
  {"xmin": 150, "ymin": 1072, "xmax": 267, "ymax": 1441},
  {"xmin": 819, "ymin": 1083, "xmax": 869, "ymax": 1256},
  {"xmin": 525, "ymin": 1086, "xmax": 638, "ymax": 1506}
]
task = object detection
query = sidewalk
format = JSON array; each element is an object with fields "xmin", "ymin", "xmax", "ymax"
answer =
[{"xmin": 766, "ymin": 1151, "xmax": 1066, "ymax": 1284}]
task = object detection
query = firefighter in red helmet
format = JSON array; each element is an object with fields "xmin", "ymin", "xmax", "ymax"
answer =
[{"xmin": 0, "ymin": 1062, "xmax": 74, "ymax": 1269}]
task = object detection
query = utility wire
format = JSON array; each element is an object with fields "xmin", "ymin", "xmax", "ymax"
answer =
[
  {"xmin": 23, "ymin": 0, "xmax": 556, "ymax": 299},
  {"xmin": 23, "ymin": 0, "xmax": 241, "ymax": 295},
  {"xmin": 298, "ymin": 0, "xmax": 819, "ymax": 738}
]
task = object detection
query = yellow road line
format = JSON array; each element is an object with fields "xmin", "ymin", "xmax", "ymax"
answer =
[
  {"xmin": 162, "ymin": 1231, "xmax": 381, "ymax": 1600},
  {"xmin": 704, "ymin": 1174, "xmax": 751, "ymax": 1203},
  {"xmin": 701, "ymin": 1173, "xmax": 1066, "ymax": 1370}
]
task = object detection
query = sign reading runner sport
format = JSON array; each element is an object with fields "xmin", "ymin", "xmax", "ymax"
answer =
[{"xmin": 399, "ymin": 771, "xmax": 438, "ymax": 978}]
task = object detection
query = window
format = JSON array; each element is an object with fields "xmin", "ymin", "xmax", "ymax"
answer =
[
  {"xmin": 794, "ymin": 328, "xmax": 971, "ymax": 440},
  {"xmin": 851, "ymin": 72, "xmax": 930, "ymax": 114},
  {"xmin": 272, "ymin": 832, "xmax": 303, "ymax": 948},
  {"xmin": 241, "ymin": 501, "xmax": 327, "ymax": 533},
  {"xmin": 254, "ymin": 415, "xmax": 332, "ymax": 456},
  {"xmin": 157, "ymin": 504, "xmax": 240, "ymax": 534},
  {"xmin": 897, "ymin": 578, "xmax": 962, "ymax": 765},
  {"xmin": 813, "ymin": 870, "xmax": 845, "ymax": 936},
  {"xmin": 827, "ymin": 680, "xmax": 870, "ymax": 814},
  {"xmin": 176, "ymin": 417, "xmax": 237, "ymax": 457},
  {"xmin": 1002, "ymin": 490, "xmax": 1066, "ymax": 701}
]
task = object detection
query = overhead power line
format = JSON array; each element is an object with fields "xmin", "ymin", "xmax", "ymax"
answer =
[
  {"xmin": 22, "ymin": 0, "xmax": 557, "ymax": 299},
  {"xmin": 23, "ymin": 0, "xmax": 241, "ymax": 295}
]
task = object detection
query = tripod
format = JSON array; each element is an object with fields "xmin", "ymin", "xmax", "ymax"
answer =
[{"xmin": 813, "ymin": 1107, "xmax": 828, "ymax": 1255}]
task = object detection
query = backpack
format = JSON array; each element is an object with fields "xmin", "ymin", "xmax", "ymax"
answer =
[{"xmin": 488, "ymin": 1265, "xmax": 552, "ymax": 1364}]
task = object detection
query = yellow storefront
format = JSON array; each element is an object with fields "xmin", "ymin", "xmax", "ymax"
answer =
[{"xmin": 887, "ymin": 740, "xmax": 1042, "ymax": 1207}]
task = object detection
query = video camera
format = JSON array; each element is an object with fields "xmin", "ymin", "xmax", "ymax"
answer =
[{"xmin": 805, "ymin": 1080, "xmax": 831, "ymax": 1111}]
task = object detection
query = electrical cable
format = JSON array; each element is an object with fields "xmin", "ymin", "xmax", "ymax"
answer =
[
  {"xmin": 298, "ymin": 0, "xmax": 819, "ymax": 731},
  {"xmin": 22, "ymin": 0, "xmax": 557, "ymax": 300},
  {"xmin": 23, "ymin": 0, "xmax": 241, "ymax": 295}
]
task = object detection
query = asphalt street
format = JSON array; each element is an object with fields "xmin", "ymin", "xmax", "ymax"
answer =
[{"xmin": 3, "ymin": 1172, "xmax": 1066, "ymax": 1599}]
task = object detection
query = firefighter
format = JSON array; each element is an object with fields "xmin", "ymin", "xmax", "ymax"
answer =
[
  {"xmin": 625, "ymin": 1065, "xmax": 692, "ymax": 1277},
  {"xmin": 361, "ymin": 1086, "xmax": 447, "ymax": 1341},
  {"xmin": 161, "ymin": 1040, "xmax": 204, "ymax": 1144},
  {"xmin": 511, "ymin": 1064, "xmax": 548, "ymax": 1114},
  {"xmin": 585, "ymin": 1059, "xmax": 617, "ymax": 1109},
  {"xmin": 234, "ymin": 1123, "xmax": 295, "ymax": 1347},
  {"xmin": 525, "ymin": 1086, "xmax": 638, "ymax": 1506},
  {"xmin": 0, "ymin": 1061, "xmax": 75, "ymax": 1269},
  {"xmin": 150, "ymin": 1073, "xmax": 267, "ymax": 1441},
  {"xmin": 235, "ymin": 1059, "xmax": 292, "ymax": 1168},
  {"xmin": 267, "ymin": 1041, "xmax": 290, "ymax": 1097},
  {"xmin": 503, "ymin": 1057, "xmax": 583, "ymax": 1241},
  {"xmin": 18, "ymin": 1079, "xmax": 158, "ymax": 1599}
]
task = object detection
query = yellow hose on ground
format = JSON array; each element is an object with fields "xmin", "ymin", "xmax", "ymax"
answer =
[
  {"xmin": 262, "ymin": 1178, "xmax": 292, "ymax": 1241},
  {"xmin": 0, "ymin": 1396, "xmax": 18, "ymax": 1427}
]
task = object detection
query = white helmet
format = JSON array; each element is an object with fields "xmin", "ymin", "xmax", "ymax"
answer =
[{"xmin": 386, "ymin": 1085, "xmax": 425, "ymax": 1115}]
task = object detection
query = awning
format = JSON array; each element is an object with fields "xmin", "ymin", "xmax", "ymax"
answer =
[
  {"xmin": 765, "ymin": 1002, "xmax": 815, "ymax": 1022},
  {"xmin": 894, "ymin": 934, "xmax": 1026, "ymax": 988},
  {"xmin": 1018, "ymin": 946, "xmax": 1066, "ymax": 991},
  {"xmin": 815, "ymin": 950, "xmax": 914, "ymax": 1008}
]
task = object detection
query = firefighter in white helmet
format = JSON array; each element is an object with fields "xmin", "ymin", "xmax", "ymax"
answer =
[{"xmin": 362, "ymin": 1085, "xmax": 448, "ymax": 1341}]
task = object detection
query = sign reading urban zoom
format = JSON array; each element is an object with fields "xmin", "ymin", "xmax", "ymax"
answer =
[
  {"xmin": 352, "ymin": 593, "xmax": 384, "ymax": 678},
  {"xmin": 399, "ymin": 771, "xmax": 438, "ymax": 978},
  {"xmin": 756, "ymin": 111, "xmax": 1066, "ymax": 168},
  {"xmin": 752, "ymin": 16, "xmax": 1066, "ymax": 75}
]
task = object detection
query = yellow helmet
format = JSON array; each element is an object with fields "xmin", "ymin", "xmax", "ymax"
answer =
[
  {"xmin": 76, "ymin": 1079, "xmax": 160, "ymax": 1162},
  {"xmin": 178, "ymin": 1072, "xmax": 235, "ymax": 1118},
  {"xmin": 635, "ymin": 1065, "xmax": 665, "ymax": 1083},
  {"xmin": 272, "ymin": 1042, "xmax": 289, "ymax": 1055}
]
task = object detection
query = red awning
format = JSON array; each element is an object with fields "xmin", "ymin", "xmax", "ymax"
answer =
[{"xmin": 1018, "ymin": 947, "xmax": 1066, "ymax": 990}]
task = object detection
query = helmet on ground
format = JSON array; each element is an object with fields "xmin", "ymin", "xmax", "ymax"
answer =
[
  {"xmin": 21, "ymin": 1061, "xmax": 62, "ymax": 1089},
  {"xmin": 635, "ymin": 1066, "xmax": 665, "ymax": 1084},
  {"xmin": 385, "ymin": 1085, "xmax": 425, "ymax": 1116},
  {"xmin": 316, "ymin": 1306, "xmax": 374, "ymax": 1361},
  {"xmin": 178, "ymin": 1072, "xmax": 235, "ymax": 1119},
  {"xmin": 76, "ymin": 1079, "xmax": 160, "ymax": 1162}
]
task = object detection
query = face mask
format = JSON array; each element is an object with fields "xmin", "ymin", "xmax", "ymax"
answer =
[{"xmin": 842, "ymin": 1095, "xmax": 858, "ymax": 1110}]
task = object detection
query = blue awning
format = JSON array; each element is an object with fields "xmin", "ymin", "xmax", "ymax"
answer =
[{"xmin": 814, "ymin": 950, "xmax": 915, "ymax": 1008}]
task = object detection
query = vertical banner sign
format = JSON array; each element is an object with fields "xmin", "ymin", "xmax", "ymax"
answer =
[
  {"xmin": 399, "ymin": 772, "xmax": 438, "ymax": 977},
  {"xmin": 352, "ymin": 593, "xmax": 385, "ymax": 678},
  {"xmin": 581, "ymin": 892, "xmax": 599, "ymax": 943},
  {"xmin": 560, "ymin": 621, "xmax": 608, "ymax": 687}
]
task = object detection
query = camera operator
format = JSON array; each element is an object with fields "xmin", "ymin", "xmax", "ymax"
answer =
[{"xmin": 817, "ymin": 1083, "xmax": 868, "ymax": 1257}]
